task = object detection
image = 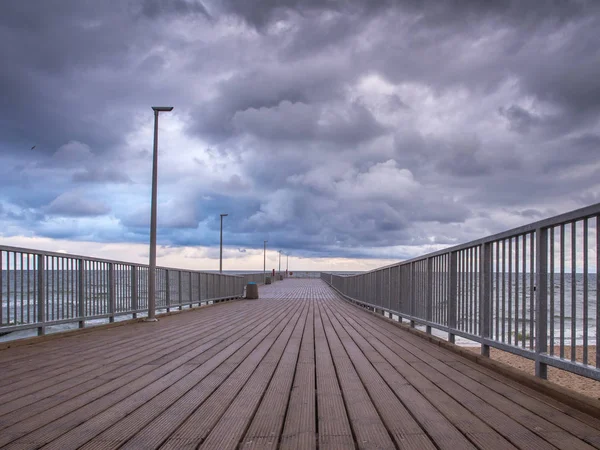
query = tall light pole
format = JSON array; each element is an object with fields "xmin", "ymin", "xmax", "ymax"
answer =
[
  {"xmin": 219, "ymin": 213, "xmax": 228, "ymax": 273},
  {"xmin": 278, "ymin": 250, "xmax": 281, "ymax": 274},
  {"xmin": 286, "ymin": 253, "xmax": 289, "ymax": 271},
  {"xmin": 148, "ymin": 106, "xmax": 173, "ymax": 322},
  {"xmin": 263, "ymin": 240, "xmax": 268, "ymax": 283}
]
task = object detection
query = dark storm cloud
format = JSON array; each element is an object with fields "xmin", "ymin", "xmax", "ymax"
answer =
[{"xmin": 0, "ymin": 0, "xmax": 599, "ymax": 260}]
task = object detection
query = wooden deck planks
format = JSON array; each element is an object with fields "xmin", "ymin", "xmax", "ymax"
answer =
[
  {"xmin": 0, "ymin": 304, "xmax": 263, "ymax": 415},
  {"xmin": 0, "ymin": 278, "xmax": 598, "ymax": 450},
  {"xmin": 319, "ymin": 299, "xmax": 397, "ymax": 449},
  {"xmin": 1, "ymin": 300, "xmax": 297, "ymax": 448},
  {"xmin": 334, "ymin": 303, "xmax": 519, "ymax": 450},
  {"xmin": 331, "ymin": 296, "xmax": 598, "ymax": 450},
  {"xmin": 158, "ymin": 302, "xmax": 305, "ymax": 450},
  {"xmin": 0, "ymin": 299, "xmax": 290, "ymax": 433},
  {"xmin": 42, "ymin": 300, "xmax": 301, "ymax": 450},
  {"xmin": 320, "ymin": 298, "xmax": 483, "ymax": 450},
  {"xmin": 240, "ymin": 298, "xmax": 311, "ymax": 450},
  {"xmin": 0, "ymin": 300, "xmax": 250, "ymax": 379},
  {"xmin": 313, "ymin": 295, "xmax": 355, "ymax": 450},
  {"xmin": 200, "ymin": 301, "xmax": 310, "ymax": 450}
]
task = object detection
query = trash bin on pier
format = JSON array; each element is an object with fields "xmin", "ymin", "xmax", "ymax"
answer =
[{"xmin": 246, "ymin": 282, "xmax": 259, "ymax": 299}]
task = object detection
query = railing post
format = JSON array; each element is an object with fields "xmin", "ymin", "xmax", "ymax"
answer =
[
  {"xmin": 388, "ymin": 267, "xmax": 392, "ymax": 312},
  {"xmin": 448, "ymin": 252, "xmax": 457, "ymax": 344},
  {"xmin": 480, "ymin": 243, "xmax": 492, "ymax": 357},
  {"xmin": 199, "ymin": 273, "xmax": 203, "ymax": 305},
  {"xmin": 165, "ymin": 269, "xmax": 170, "ymax": 313},
  {"xmin": 37, "ymin": 254, "xmax": 46, "ymax": 336},
  {"xmin": 535, "ymin": 227, "xmax": 549, "ymax": 379},
  {"xmin": 426, "ymin": 257, "xmax": 433, "ymax": 334},
  {"xmin": 109, "ymin": 263, "xmax": 116, "ymax": 323},
  {"xmin": 131, "ymin": 265, "xmax": 138, "ymax": 319},
  {"xmin": 178, "ymin": 271, "xmax": 183, "ymax": 310},
  {"xmin": 410, "ymin": 262, "xmax": 415, "ymax": 328},
  {"xmin": 78, "ymin": 259, "xmax": 85, "ymax": 328},
  {"xmin": 188, "ymin": 271, "xmax": 193, "ymax": 307}
]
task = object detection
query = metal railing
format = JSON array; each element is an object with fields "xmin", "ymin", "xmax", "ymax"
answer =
[
  {"xmin": 289, "ymin": 271, "xmax": 322, "ymax": 278},
  {"xmin": 240, "ymin": 272, "xmax": 286, "ymax": 285},
  {"xmin": 322, "ymin": 203, "xmax": 600, "ymax": 381},
  {"xmin": 0, "ymin": 245, "xmax": 246, "ymax": 338}
]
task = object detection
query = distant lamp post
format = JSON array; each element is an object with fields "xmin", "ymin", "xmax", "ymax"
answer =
[
  {"xmin": 264, "ymin": 240, "xmax": 268, "ymax": 283},
  {"xmin": 278, "ymin": 250, "xmax": 282, "ymax": 274},
  {"xmin": 147, "ymin": 106, "xmax": 173, "ymax": 322},
  {"xmin": 286, "ymin": 253, "xmax": 289, "ymax": 272},
  {"xmin": 219, "ymin": 213, "xmax": 228, "ymax": 273}
]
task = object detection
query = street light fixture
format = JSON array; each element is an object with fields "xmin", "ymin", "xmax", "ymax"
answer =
[
  {"xmin": 219, "ymin": 213, "xmax": 228, "ymax": 273},
  {"xmin": 147, "ymin": 106, "xmax": 173, "ymax": 322},
  {"xmin": 263, "ymin": 240, "xmax": 268, "ymax": 283}
]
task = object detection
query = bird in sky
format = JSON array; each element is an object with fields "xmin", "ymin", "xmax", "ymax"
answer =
[{"xmin": 30, "ymin": 145, "xmax": 36, "ymax": 150}]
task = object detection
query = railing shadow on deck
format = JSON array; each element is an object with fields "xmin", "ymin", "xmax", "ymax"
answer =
[{"xmin": 323, "ymin": 202, "xmax": 600, "ymax": 382}]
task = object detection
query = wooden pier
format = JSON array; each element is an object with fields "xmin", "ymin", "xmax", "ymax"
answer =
[{"xmin": 0, "ymin": 279, "xmax": 599, "ymax": 449}]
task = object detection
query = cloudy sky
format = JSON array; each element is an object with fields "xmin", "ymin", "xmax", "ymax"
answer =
[{"xmin": 0, "ymin": 0, "xmax": 599, "ymax": 271}]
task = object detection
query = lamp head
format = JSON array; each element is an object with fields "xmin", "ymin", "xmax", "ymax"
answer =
[
  {"xmin": 152, "ymin": 106, "xmax": 174, "ymax": 112},
  {"xmin": 220, "ymin": 213, "xmax": 228, "ymax": 217}
]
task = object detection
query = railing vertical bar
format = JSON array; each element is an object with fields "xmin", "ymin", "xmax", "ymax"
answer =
[
  {"xmin": 178, "ymin": 270, "xmax": 183, "ymax": 310},
  {"xmin": 20, "ymin": 253, "xmax": 24, "ymax": 325},
  {"xmin": 388, "ymin": 267, "xmax": 391, "ymax": 313},
  {"xmin": 550, "ymin": 228, "xmax": 555, "ymax": 356},
  {"xmin": 109, "ymin": 262, "xmax": 115, "ymax": 323},
  {"xmin": 189, "ymin": 271, "xmax": 192, "ymax": 306},
  {"xmin": 560, "ymin": 223, "xmax": 565, "ymax": 358},
  {"xmin": 78, "ymin": 259, "xmax": 85, "ymax": 328},
  {"xmin": 13, "ymin": 252, "xmax": 17, "ymax": 326},
  {"xmin": 596, "ymin": 215, "xmax": 599, "ymax": 368},
  {"xmin": 461, "ymin": 250, "xmax": 464, "ymax": 333},
  {"xmin": 481, "ymin": 243, "xmax": 491, "ymax": 357},
  {"xmin": 495, "ymin": 242, "xmax": 499, "ymax": 340},
  {"xmin": 6, "ymin": 252, "xmax": 10, "ymax": 326},
  {"xmin": 26, "ymin": 254, "xmax": 30, "ymax": 324},
  {"xmin": 60, "ymin": 256, "xmax": 63, "ymax": 320},
  {"xmin": 529, "ymin": 232, "xmax": 535, "ymax": 350},
  {"xmin": 501, "ymin": 239, "xmax": 506, "ymax": 343},
  {"xmin": 508, "ymin": 238, "xmax": 513, "ymax": 345},
  {"xmin": 166, "ymin": 269, "xmax": 170, "ymax": 313},
  {"xmin": 467, "ymin": 247, "xmax": 476, "ymax": 333},
  {"xmin": 535, "ymin": 227, "xmax": 548, "ymax": 379},
  {"xmin": 37, "ymin": 254, "xmax": 45, "ymax": 335},
  {"xmin": 583, "ymin": 219, "xmax": 589, "ymax": 365},
  {"xmin": 521, "ymin": 234, "xmax": 527, "ymax": 348},
  {"xmin": 0, "ymin": 250, "xmax": 3, "ymax": 326},
  {"xmin": 571, "ymin": 221, "xmax": 577, "ymax": 362},
  {"xmin": 409, "ymin": 262, "xmax": 414, "ymax": 327},
  {"xmin": 515, "ymin": 235, "xmax": 520, "ymax": 346},
  {"xmin": 131, "ymin": 265, "xmax": 138, "ymax": 319},
  {"xmin": 426, "ymin": 258, "xmax": 432, "ymax": 334},
  {"xmin": 448, "ymin": 251, "xmax": 457, "ymax": 343}
]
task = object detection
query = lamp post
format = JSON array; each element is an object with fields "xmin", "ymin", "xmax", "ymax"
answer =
[
  {"xmin": 286, "ymin": 253, "xmax": 289, "ymax": 271},
  {"xmin": 219, "ymin": 213, "xmax": 228, "ymax": 273},
  {"xmin": 278, "ymin": 250, "xmax": 281, "ymax": 274},
  {"xmin": 263, "ymin": 240, "xmax": 268, "ymax": 283},
  {"xmin": 148, "ymin": 106, "xmax": 173, "ymax": 322}
]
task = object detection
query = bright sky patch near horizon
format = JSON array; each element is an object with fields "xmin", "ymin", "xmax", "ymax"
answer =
[{"xmin": 0, "ymin": 0, "xmax": 599, "ymax": 272}]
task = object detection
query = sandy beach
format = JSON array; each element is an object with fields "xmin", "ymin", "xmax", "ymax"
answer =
[{"xmin": 466, "ymin": 345, "xmax": 600, "ymax": 399}]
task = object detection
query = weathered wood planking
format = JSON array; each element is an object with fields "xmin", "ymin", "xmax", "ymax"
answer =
[{"xmin": 0, "ymin": 279, "xmax": 597, "ymax": 450}]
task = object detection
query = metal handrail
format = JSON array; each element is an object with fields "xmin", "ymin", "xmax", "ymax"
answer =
[
  {"xmin": 0, "ymin": 245, "xmax": 247, "ymax": 338},
  {"xmin": 322, "ymin": 202, "xmax": 600, "ymax": 381}
]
